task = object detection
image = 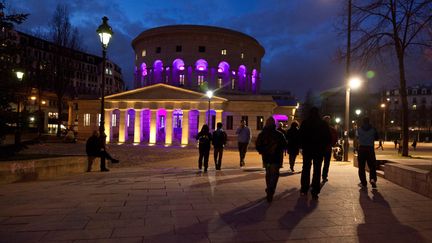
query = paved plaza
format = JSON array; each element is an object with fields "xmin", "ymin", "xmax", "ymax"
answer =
[{"xmin": 0, "ymin": 142, "xmax": 432, "ymax": 242}]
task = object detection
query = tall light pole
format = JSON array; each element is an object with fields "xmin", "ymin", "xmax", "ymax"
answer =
[
  {"xmin": 206, "ymin": 90, "xmax": 213, "ymax": 129},
  {"xmin": 343, "ymin": 0, "xmax": 352, "ymax": 161},
  {"xmin": 343, "ymin": 76, "xmax": 362, "ymax": 161},
  {"xmin": 96, "ymin": 16, "xmax": 113, "ymax": 155},
  {"xmin": 381, "ymin": 103, "xmax": 386, "ymax": 141},
  {"xmin": 14, "ymin": 70, "xmax": 24, "ymax": 145}
]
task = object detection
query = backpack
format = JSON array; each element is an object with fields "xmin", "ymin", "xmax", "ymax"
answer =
[{"xmin": 198, "ymin": 134, "xmax": 210, "ymax": 144}]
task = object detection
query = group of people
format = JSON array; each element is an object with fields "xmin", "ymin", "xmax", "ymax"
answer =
[
  {"xmin": 256, "ymin": 107, "xmax": 378, "ymax": 202},
  {"xmin": 85, "ymin": 108, "xmax": 380, "ymax": 203}
]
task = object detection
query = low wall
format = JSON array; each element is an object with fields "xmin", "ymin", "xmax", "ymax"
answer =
[
  {"xmin": 384, "ymin": 163, "xmax": 432, "ymax": 198},
  {"xmin": 0, "ymin": 156, "xmax": 100, "ymax": 184}
]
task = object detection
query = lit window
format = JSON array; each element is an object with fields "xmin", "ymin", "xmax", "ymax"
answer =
[
  {"xmin": 221, "ymin": 49, "xmax": 227, "ymax": 55},
  {"xmin": 241, "ymin": 53, "xmax": 244, "ymax": 59},
  {"xmin": 97, "ymin": 114, "xmax": 101, "ymax": 125},
  {"xmin": 218, "ymin": 78, "xmax": 222, "ymax": 88},
  {"xmin": 141, "ymin": 49, "xmax": 146, "ymax": 57},
  {"xmin": 127, "ymin": 114, "xmax": 130, "ymax": 127},
  {"xmin": 84, "ymin": 113, "xmax": 91, "ymax": 127},
  {"xmin": 198, "ymin": 75, "xmax": 204, "ymax": 86},
  {"xmin": 179, "ymin": 74, "xmax": 185, "ymax": 85},
  {"xmin": 231, "ymin": 79, "xmax": 235, "ymax": 90},
  {"xmin": 112, "ymin": 114, "xmax": 117, "ymax": 127}
]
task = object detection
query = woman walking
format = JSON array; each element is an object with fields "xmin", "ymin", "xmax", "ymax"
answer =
[{"xmin": 196, "ymin": 124, "xmax": 212, "ymax": 172}]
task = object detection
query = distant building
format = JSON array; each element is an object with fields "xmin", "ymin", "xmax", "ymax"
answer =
[
  {"xmin": 71, "ymin": 25, "xmax": 297, "ymax": 145},
  {"xmin": 383, "ymin": 84, "xmax": 432, "ymax": 141},
  {"xmin": 7, "ymin": 30, "xmax": 125, "ymax": 134}
]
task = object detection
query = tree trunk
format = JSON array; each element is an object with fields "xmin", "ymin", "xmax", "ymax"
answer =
[{"xmin": 395, "ymin": 45, "xmax": 409, "ymax": 156}]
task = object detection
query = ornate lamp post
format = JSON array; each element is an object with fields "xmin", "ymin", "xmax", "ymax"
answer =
[
  {"xmin": 96, "ymin": 16, "xmax": 113, "ymax": 141},
  {"xmin": 206, "ymin": 90, "xmax": 213, "ymax": 129},
  {"xmin": 343, "ymin": 76, "xmax": 362, "ymax": 161}
]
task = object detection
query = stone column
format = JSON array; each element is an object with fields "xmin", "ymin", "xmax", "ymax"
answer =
[
  {"xmin": 215, "ymin": 110, "xmax": 223, "ymax": 125},
  {"xmin": 134, "ymin": 109, "xmax": 142, "ymax": 143},
  {"xmin": 165, "ymin": 109, "xmax": 173, "ymax": 145},
  {"xmin": 181, "ymin": 110, "xmax": 190, "ymax": 145},
  {"xmin": 199, "ymin": 110, "xmax": 206, "ymax": 130},
  {"xmin": 118, "ymin": 109, "xmax": 128, "ymax": 143},
  {"xmin": 104, "ymin": 109, "xmax": 112, "ymax": 143},
  {"xmin": 68, "ymin": 104, "xmax": 73, "ymax": 126},
  {"xmin": 149, "ymin": 109, "xmax": 157, "ymax": 144}
]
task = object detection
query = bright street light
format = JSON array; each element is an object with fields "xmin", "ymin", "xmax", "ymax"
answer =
[
  {"xmin": 348, "ymin": 76, "xmax": 362, "ymax": 90},
  {"xmin": 206, "ymin": 90, "xmax": 213, "ymax": 128},
  {"xmin": 335, "ymin": 117, "xmax": 341, "ymax": 124},
  {"xmin": 355, "ymin": 109, "xmax": 362, "ymax": 116}
]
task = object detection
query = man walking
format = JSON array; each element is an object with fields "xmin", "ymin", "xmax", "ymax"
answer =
[
  {"xmin": 356, "ymin": 117, "xmax": 378, "ymax": 189},
  {"xmin": 322, "ymin": 116, "xmax": 338, "ymax": 182},
  {"xmin": 236, "ymin": 120, "xmax": 251, "ymax": 167},
  {"xmin": 256, "ymin": 117, "xmax": 287, "ymax": 203},
  {"xmin": 299, "ymin": 107, "xmax": 331, "ymax": 199},
  {"xmin": 212, "ymin": 122, "xmax": 227, "ymax": 170}
]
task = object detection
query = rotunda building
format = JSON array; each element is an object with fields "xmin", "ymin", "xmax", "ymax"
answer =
[{"xmin": 132, "ymin": 25, "xmax": 265, "ymax": 94}]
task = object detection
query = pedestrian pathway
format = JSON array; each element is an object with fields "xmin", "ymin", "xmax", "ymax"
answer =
[{"xmin": 0, "ymin": 150, "xmax": 431, "ymax": 242}]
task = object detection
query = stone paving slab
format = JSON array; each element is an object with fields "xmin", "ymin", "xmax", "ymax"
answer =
[{"xmin": 1, "ymin": 150, "xmax": 432, "ymax": 243}]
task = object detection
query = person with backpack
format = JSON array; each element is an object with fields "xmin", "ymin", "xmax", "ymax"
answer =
[
  {"xmin": 212, "ymin": 122, "xmax": 227, "ymax": 170},
  {"xmin": 196, "ymin": 124, "xmax": 212, "ymax": 172},
  {"xmin": 256, "ymin": 117, "xmax": 287, "ymax": 203}
]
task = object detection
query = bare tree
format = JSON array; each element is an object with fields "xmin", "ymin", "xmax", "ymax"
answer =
[
  {"xmin": 49, "ymin": 4, "xmax": 81, "ymax": 136},
  {"xmin": 346, "ymin": 0, "xmax": 432, "ymax": 156}
]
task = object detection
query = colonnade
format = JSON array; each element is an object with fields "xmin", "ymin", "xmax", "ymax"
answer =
[{"xmin": 103, "ymin": 108, "xmax": 223, "ymax": 145}]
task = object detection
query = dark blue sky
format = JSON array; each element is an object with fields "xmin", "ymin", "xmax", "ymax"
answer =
[{"xmin": 9, "ymin": 0, "xmax": 432, "ymax": 99}]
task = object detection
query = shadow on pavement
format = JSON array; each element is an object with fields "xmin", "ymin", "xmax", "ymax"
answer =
[{"xmin": 357, "ymin": 189, "xmax": 426, "ymax": 243}]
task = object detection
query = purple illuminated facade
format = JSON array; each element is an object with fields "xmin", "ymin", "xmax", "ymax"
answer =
[{"xmin": 132, "ymin": 25, "xmax": 265, "ymax": 94}]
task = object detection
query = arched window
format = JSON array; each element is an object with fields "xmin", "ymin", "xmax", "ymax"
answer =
[
  {"xmin": 251, "ymin": 69, "xmax": 258, "ymax": 92},
  {"xmin": 172, "ymin": 59, "xmax": 185, "ymax": 86},
  {"xmin": 238, "ymin": 65, "xmax": 247, "ymax": 90},
  {"xmin": 195, "ymin": 59, "xmax": 208, "ymax": 71},
  {"xmin": 173, "ymin": 58, "xmax": 185, "ymax": 71},
  {"xmin": 153, "ymin": 60, "xmax": 163, "ymax": 83},
  {"xmin": 141, "ymin": 63, "xmax": 147, "ymax": 77}
]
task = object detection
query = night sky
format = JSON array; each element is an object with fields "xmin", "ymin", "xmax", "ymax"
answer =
[{"xmin": 9, "ymin": 0, "xmax": 432, "ymax": 100}]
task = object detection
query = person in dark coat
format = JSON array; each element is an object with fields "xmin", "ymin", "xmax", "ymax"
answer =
[
  {"xmin": 212, "ymin": 122, "xmax": 227, "ymax": 170},
  {"xmin": 286, "ymin": 121, "xmax": 300, "ymax": 172},
  {"xmin": 256, "ymin": 117, "xmax": 288, "ymax": 203},
  {"xmin": 86, "ymin": 130, "xmax": 119, "ymax": 172},
  {"xmin": 196, "ymin": 124, "xmax": 212, "ymax": 172},
  {"xmin": 322, "ymin": 115, "xmax": 338, "ymax": 182},
  {"xmin": 236, "ymin": 120, "xmax": 252, "ymax": 167},
  {"xmin": 299, "ymin": 107, "xmax": 331, "ymax": 199},
  {"xmin": 276, "ymin": 122, "xmax": 287, "ymax": 168}
]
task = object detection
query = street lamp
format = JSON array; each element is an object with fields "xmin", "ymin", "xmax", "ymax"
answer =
[
  {"xmin": 14, "ymin": 70, "xmax": 24, "ymax": 145},
  {"xmin": 355, "ymin": 109, "xmax": 361, "ymax": 116},
  {"xmin": 96, "ymin": 16, "xmax": 113, "ymax": 139},
  {"xmin": 206, "ymin": 90, "xmax": 213, "ymax": 128},
  {"xmin": 344, "ymin": 76, "xmax": 363, "ymax": 161},
  {"xmin": 335, "ymin": 117, "xmax": 342, "ymax": 138},
  {"xmin": 381, "ymin": 103, "xmax": 386, "ymax": 140},
  {"xmin": 96, "ymin": 16, "xmax": 113, "ymax": 167}
]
